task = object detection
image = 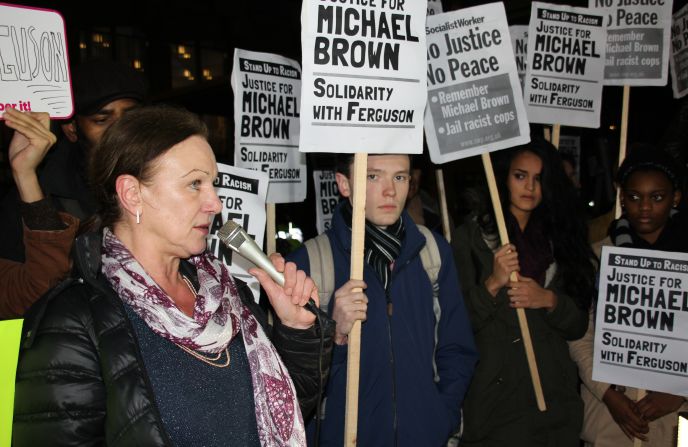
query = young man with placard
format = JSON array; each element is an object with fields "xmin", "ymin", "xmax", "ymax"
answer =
[{"xmin": 288, "ymin": 153, "xmax": 477, "ymax": 446}]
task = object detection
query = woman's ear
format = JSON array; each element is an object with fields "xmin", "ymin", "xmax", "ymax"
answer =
[
  {"xmin": 335, "ymin": 172, "xmax": 352, "ymax": 199},
  {"xmin": 673, "ymin": 189, "xmax": 682, "ymax": 208},
  {"xmin": 115, "ymin": 174, "xmax": 142, "ymax": 221}
]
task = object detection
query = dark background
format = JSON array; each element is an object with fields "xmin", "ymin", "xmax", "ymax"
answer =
[{"xmin": 2, "ymin": 0, "xmax": 687, "ymax": 243}]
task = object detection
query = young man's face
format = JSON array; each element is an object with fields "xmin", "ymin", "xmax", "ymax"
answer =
[
  {"xmin": 63, "ymin": 98, "xmax": 140, "ymax": 151},
  {"xmin": 336, "ymin": 154, "xmax": 411, "ymax": 228}
]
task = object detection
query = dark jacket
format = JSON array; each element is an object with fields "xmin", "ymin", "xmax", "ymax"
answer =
[
  {"xmin": 13, "ymin": 232, "xmax": 334, "ymax": 446},
  {"xmin": 452, "ymin": 219, "xmax": 587, "ymax": 447},
  {"xmin": 288, "ymin": 203, "xmax": 478, "ymax": 447}
]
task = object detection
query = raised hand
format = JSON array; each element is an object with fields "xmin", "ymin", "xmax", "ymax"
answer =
[
  {"xmin": 331, "ymin": 279, "xmax": 368, "ymax": 345},
  {"xmin": 507, "ymin": 275, "xmax": 557, "ymax": 310},
  {"xmin": 636, "ymin": 391, "xmax": 685, "ymax": 422},
  {"xmin": 485, "ymin": 243, "xmax": 519, "ymax": 297},
  {"xmin": 3, "ymin": 109, "xmax": 56, "ymax": 203},
  {"xmin": 602, "ymin": 387, "xmax": 649, "ymax": 441},
  {"xmin": 250, "ymin": 253, "xmax": 318, "ymax": 330}
]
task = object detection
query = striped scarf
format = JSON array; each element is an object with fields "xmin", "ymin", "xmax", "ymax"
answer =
[{"xmin": 341, "ymin": 201, "xmax": 405, "ymax": 291}]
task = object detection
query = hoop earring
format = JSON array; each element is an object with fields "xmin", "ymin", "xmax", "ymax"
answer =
[{"xmin": 136, "ymin": 209, "xmax": 140, "ymax": 224}]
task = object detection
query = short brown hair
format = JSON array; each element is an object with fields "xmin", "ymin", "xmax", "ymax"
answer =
[{"xmin": 90, "ymin": 105, "xmax": 208, "ymax": 228}]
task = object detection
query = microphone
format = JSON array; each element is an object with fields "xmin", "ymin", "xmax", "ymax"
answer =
[{"xmin": 217, "ymin": 220, "xmax": 319, "ymax": 315}]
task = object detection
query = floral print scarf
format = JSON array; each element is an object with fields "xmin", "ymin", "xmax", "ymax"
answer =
[{"xmin": 101, "ymin": 228, "xmax": 306, "ymax": 446}]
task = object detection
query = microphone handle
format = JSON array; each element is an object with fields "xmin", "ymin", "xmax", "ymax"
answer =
[{"xmin": 238, "ymin": 238, "xmax": 319, "ymax": 315}]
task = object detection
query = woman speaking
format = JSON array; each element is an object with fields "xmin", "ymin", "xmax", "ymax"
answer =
[{"xmin": 13, "ymin": 105, "xmax": 333, "ymax": 446}]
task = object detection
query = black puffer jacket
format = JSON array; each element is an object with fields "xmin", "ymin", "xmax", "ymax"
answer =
[{"xmin": 13, "ymin": 233, "xmax": 334, "ymax": 446}]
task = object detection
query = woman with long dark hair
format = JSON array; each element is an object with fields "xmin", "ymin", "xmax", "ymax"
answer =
[
  {"xmin": 452, "ymin": 136, "xmax": 596, "ymax": 446},
  {"xmin": 570, "ymin": 146, "xmax": 687, "ymax": 447}
]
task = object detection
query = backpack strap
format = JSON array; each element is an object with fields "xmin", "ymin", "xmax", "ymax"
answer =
[
  {"xmin": 417, "ymin": 225, "xmax": 442, "ymax": 383},
  {"xmin": 304, "ymin": 233, "xmax": 335, "ymax": 312}
]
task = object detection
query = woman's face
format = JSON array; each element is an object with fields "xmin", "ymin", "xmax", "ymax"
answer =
[
  {"xmin": 139, "ymin": 135, "xmax": 222, "ymax": 258},
  {"xmin": 507, "ymin": 150, "xmax": 543, "ymax": 218},
  {"xmin": 621, "ymin": 170, "xmax": 679, "ymax": 244}
]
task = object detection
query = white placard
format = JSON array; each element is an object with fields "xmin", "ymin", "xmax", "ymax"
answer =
[
  {"xmin": 313, "ymin": 169, "xmax": 339, "ymax": 234},
  {"xmin": 0, "ymin": 3, "xmax": 72, "ymax": 119},
  {"xmin": 424, "ymin": 3, "xmax": 530, "ymax": 164},
  {"xmin": 524, "ymin": 3, "xmax": 606, "ymax": 128},
  {"xmin": 593, "ymin": 246, "xmax": 688, "ymax": 396},
  {"xmin": 208, "ymin": 163, "xmax": 269, "ymax": 298},
  {"xmin": 299, "ymin": 0, "xmax": 427, "ymax": 154},
  {"xmin": 588, "ymin": 0, "xmax": 674, "ymax": 86},
  {"xmin": 231, "ymin": 49, "xmax": 306, "ymax": 204},
  {"xmin": 670, "ymin": 3, "xmax": 688, "ymax": 98},
  {"xmin": 427, "ymin": 0, "xmax": 443, "ymax": 17},
  {"xmin": 510, "ymin": 25, "xmax": 529, "ymax": 90}
]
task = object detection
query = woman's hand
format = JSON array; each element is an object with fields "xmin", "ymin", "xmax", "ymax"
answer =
[
  {"xmin": 602, "ymin": 387, "xmax": 649, "ymax": 441},
  {"xmin": 636, "ymin": 391, "xmax": 685, "ymax": 421},
  {"xmin": 507, "ymin": 275, "xmax": 557, "ymax": 310},
  {"xmin": 249, "ymin": 253, "xmax": 318, "ymax": 330},
  {"xmin": 485, "ymin": 244, "xmax": 519, "ymax": 297},
  {"xmin": 331, "ymin": 279, "xmax": 368, "ymax": 345},
  {"xmin": 3, "ymin": 109, "xmax": 56, "ymax": 203}
]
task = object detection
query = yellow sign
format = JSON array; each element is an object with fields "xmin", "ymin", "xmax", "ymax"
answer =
[{"xmin": 0, "ymin": 319, "xmax": 23, "ymax": 447}]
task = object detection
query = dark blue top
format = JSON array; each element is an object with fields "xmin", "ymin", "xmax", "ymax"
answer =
[
  {"xmin": 288, "ymin": 202, "xmax": 478, "ymax": 447},
  {"xmin": 124, "ymin": 304, "xmax": 260, "ymax": 447}
]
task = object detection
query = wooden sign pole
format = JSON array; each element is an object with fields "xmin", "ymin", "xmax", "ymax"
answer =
[
  {"xmin": 266, "ymin": 203, "xmax": 276, "ymax": 255},
  {"xmin": 617, "ymin": 85, "xmax": 643, "ymax": 447},
  {"xmin": 481, "ymin": 152, "xmax": 547, "ymax": 412},
  {"xmin": 435, "ymin": 168, "xmax": 452, "ymax": 242},
  {"xmin": 633, "ymin": 388, "xmax": 646, "ymax": 447},
  {"xmin": 543, "ymin": 126, "xmax": 552, "ymax": 142},
  {"xmin": 344, "ymin": 153, "xmax": 368, "ymax": 446},
  {"xmin": 615, "ymin": 85, "xmax": 631, "ymax": 219},
  {"xmin": 552, "ymin": 124, "xmax": 561, "ymax": 149}
]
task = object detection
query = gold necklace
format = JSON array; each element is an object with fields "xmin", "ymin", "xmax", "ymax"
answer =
[
  {"xmin": 175, "ymin": 343, "xmax": 231, "ymax": 368},
  {"xmin": 175, "ymin": 274, "xmax": 231, "ymax": 368},
  {"xmin": 181, "ymin": 274, "xmax": 197, "ymax": 295}
]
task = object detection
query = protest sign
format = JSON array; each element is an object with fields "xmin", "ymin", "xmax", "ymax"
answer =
[
  {"xmin": 524, "ymin": 3, "xmax": 606, "ymax": 129},
  {"xmin": 593, "ymin": 246, "xmax": 688, "ymax": 396},
  {"xmin": 0, "ymin": 319, "xmax": 23, "ymax": 446},
  {"xmin": 670, "ymin": 3, "xmax": 688, "ymax": 98},
  {"xmin": 510, "ymin": 25, "xmax": 529, "ymax": 89},
  {"xmin": 589, "ymin": 0, "xmax": 673, "ymax": 86},
  {"xmin": 208, "ymin": 163, "xmax": 269, "ymax": 298},
  {"xmin": 299, "ymin": 0, "xmax": 426, "ymax": 154},
  {"xmin": 0, "ymin": 4, "xmax": 72, "ymax": 119},
  {"xmin": 427, "ymin": 0, "xmax": 443, "ymax": 16},
  {"xmin": 424, "ymin": 3, "xmax": 530, "ymax": 164},
  {"xmin": 232, "ymin": 49, "xmax": 306, "ymax": 204},
  {"xmin": 559, "ymin": 134, "xmax": 581, "ymax": 182},
  {"xmin": 313, "ymin": 169, "xmax": 339, "ymax": 234}
]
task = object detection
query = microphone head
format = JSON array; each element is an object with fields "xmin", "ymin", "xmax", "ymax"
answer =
[{"xmin": 217, "ymin": 220, "xmax": 245, "ymax": 252}]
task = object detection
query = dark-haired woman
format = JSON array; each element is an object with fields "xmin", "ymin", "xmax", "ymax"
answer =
[
  {"xmin": 570, "ymin": 146, "xmax": 687, "ymax": 447},
  {"xmin": 452, "ymin": 137, "xmax": 596, "ymax": 447},
  {"xmin": 13, "ymin": 105, "xmax": 334, "ymax": 447}
]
